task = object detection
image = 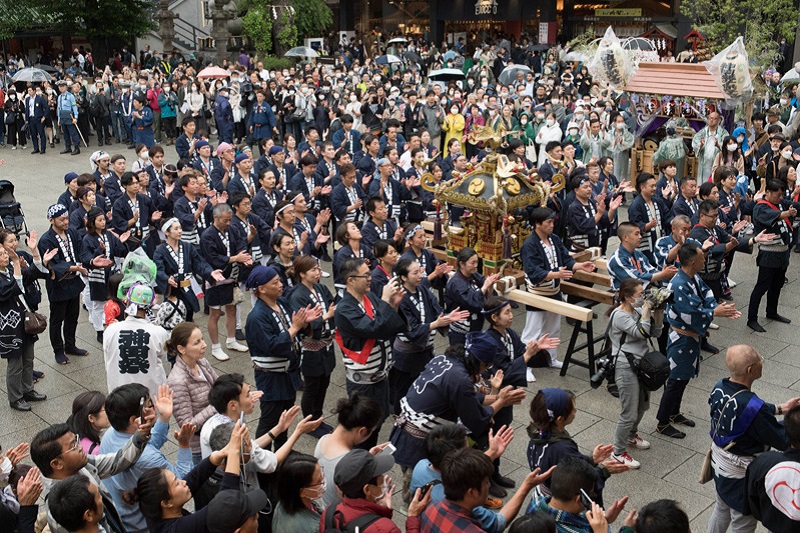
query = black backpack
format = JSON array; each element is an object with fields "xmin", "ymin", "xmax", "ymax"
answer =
[{"xmin": 322, "ymin": 503, "xmax": 382, "ymax": 533}]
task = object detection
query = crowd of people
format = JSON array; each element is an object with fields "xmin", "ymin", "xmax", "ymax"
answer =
[{"xmin": 0, "ymin": 31, "xmax": 800, "ymax": 533}]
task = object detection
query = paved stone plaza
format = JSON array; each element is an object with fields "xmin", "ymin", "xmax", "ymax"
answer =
[{"xmin": 0, "ymin": 146, "xmax": 797, "ymax": 531}]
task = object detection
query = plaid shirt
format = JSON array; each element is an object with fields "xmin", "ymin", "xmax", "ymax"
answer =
[{"xmin": 420, "ymin": 500, "xmax": 485, "ymax": 532}]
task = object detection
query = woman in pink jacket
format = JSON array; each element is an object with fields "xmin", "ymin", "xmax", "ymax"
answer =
[{"xmin": 166, "ymin": 322, "xmax": 219, "ymax": 463}]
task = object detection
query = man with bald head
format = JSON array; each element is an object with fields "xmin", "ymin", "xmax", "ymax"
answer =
[{"xmin": 706, "ymin": 344, "xmax": 799, "ymax": 533}]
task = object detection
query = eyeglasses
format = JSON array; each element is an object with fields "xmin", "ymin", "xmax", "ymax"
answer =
[
  {"xmin": 348, "ymin": 274, "xmax": 371, "ymax": 280},
  {"xmin": 60, "ymin": 434, "xmax": 81, "ymax": 457}
]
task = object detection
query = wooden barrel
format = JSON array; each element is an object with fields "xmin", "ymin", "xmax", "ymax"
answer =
[{"xmin": 641, "ymin": 150, "xmax": 654, "ymax": 175}]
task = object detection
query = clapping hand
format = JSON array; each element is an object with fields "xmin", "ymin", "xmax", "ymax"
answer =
[
  {"xmin": 486, "ymin": 424, "xmax": 514, "ymax": 459},
  {"xmin": 275, "ymin": 405, "xmax": 302, "ymax": 435},
  {"xmin": 175, "ymin": 423, "xmax": 197, "ymax": 448},
  {"xmin": 5, "ymin": 442, "xmax": 29, "ymax": 466},
  {"xmin": 15, "ymin": 467, "xmax": 43, "ymax": 507}
]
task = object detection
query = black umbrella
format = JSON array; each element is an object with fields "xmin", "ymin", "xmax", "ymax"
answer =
[{"xmin": 403, "ymin": 51, "xmax": 423, "ymax": 65}]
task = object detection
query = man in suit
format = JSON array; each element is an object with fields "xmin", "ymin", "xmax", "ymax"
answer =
[{"xmin": 25, "ymin": 86, "xmax": 48, "ymax": 154}]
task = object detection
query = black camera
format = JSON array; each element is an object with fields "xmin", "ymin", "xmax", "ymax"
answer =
[{"xmin": 590, "ymin": 357, "xmax": 615, "ymax": 389}]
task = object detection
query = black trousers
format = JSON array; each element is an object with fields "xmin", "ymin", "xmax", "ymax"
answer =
[
  {"xmin": 748, "ymin": 264, "xmax": 787, "ymax": 321},
  {"xmin": 346, "ymin": 378, "xmax": 389, "ymax": 450},
  {"xmin": 389, "ymin": 368, "xmax": 417, "ymax": 416},
  {"xmin": 700, "ymin": 275, "xmax": 723, "ymax": 301},
  {"xmin": 301, "ymin": 373, "xmax": 331, "ymax": 420},
  {"xmin": 256, "ymin": 398, "xmax": 295, "ymax": 450},
  {"xmin": 656, "ymin": 378, "xmax": 689, "ymax": 425},
  {"xmin": 49, "ymin": 296, "xmax": 80, "ymax": 355},
  {"xmin": 95, "ymin": 116, "xmax": 111, "ymax": 142}
]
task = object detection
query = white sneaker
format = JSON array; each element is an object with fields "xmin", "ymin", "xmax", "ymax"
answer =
[
  {"xmin": 321, "ymin": 270, "xmax": 331, "ymax": 278},
  {"xmin": 709, "ymin": 322, "xmax": 720, "ymax": 330},
  {"xmin": 526, "ymin": 368, "xmax": 536, "ymax": 382},
  {"xmin": 627, "ymin": 434, "xmax": 651, "ymax": 450},
  {"xmin": 550, "ymin": 360, "xmax": 564, "ymax": 369},
  {"xmin": 226, "ymin": 339, "xmax": 249, "ymax": 352},
  {"xmin": 728, "ymin": 279, "xmax": 737, "ymax": 288},
  {"xmin": 611, "ymin": 451, "xmax": 640, "ymax": 469},
  {"xmin": 211, "ymin": 346, "xmax": 230, "ymax": 361}
]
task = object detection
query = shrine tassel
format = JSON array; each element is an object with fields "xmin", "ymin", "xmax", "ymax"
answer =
[
  {"xmin": 434, "ymin": 205, "xmax": 442, "ymax": 241},
  {"xmin": 502, "ymin": 216, "xmax": 512, "ymax": 259}
]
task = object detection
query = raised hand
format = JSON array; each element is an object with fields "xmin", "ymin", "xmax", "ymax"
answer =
[{"xmin": 153, "ymin": 383, "xmax": 174, "ymax": 422}]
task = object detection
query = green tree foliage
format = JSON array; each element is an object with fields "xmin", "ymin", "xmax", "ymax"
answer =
[
  {"xmin": 680, "ymin": 0, "xmax": 800, "ymax": 66},
  {"xmin": 242, "ymin": 0, "xmax": 273, "ymax": 54},
  {"xmin": 292, "ymin": 0, "xmax": 333, "ymax": 41},
  {"xmin": 32, "ymin": 0, "xmax": 154, "ymax": 40}
]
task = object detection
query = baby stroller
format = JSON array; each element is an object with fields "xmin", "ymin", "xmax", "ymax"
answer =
[{"xmin": 0, "ymin": 180, "xmax": 29, "ymax": 237}]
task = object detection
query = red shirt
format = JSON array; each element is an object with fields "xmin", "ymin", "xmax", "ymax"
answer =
[
  {"xmin": 319, "ymin": 497, "xmax": 420, "ymax": 533},
  {"xmin": 146, "ymin": 88, "xmax": 162, "ymax": 112}
]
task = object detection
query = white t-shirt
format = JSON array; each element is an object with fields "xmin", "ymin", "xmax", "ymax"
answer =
[{"xmin": 103, "ymin": 316, "xmax": 169, "ymax": 400}]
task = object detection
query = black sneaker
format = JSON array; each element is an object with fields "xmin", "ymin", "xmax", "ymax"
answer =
[
  {"xmin": 656, "ymin": 423, "xmax": 686, "ymax": 439},
  {"xmin": 747, "ymin": 320, "xmax": 766, "ymax": 333},
  {"xmin": 235, "ymin": 328, "xmax": 246, "ymax": 341},
  {"xmin": 97, "ymin": 330, "xmax": 104, "ymax": 343},
  {"xmin": 492, "ymin": 473, "xmax": 516, "ymax": 489},
  {"xmin": 488, "ymin": 477, "xmax": 507, "ymax": 498},
  {"xmin": 65, "ymin": 346, "xmax": 89, "ymax": 356},
  {"xmin": 10, "ymin": 399, "xmax": 32, "ymax": 411},
  {"xmin": 670, "ymin": 413, "xmax": 696, "ymax": 427}
]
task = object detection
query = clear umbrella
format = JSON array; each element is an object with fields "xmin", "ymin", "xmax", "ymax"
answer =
[
  {"xmin": 498, "ymin": 64, "xmax": 531, "ymax": 85},
  {"xmin": 285, "ymin": 46, "xmax": 319, "ymax": 58},
  {"xmin": 12, "ymin": 67, "xmax": 54, "ymax": 83}
]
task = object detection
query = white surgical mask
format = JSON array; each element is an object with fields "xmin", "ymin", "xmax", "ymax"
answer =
[
  {"xmin": 9, "ymin": 94, "xmax": 15, "ymax": 100},
  {"xmin": 521, "ymin": 118, "xmax": 528, "ymax": 125},
  {"xmin": 546, "ymin": 118, "xmax": 555, "ymax": 127},
  {"xmin": 551, "ymin": 99, "xmax": 559, "ymax": 105},
  {"xmin": 481, "ymin": 81, "xmax": 488, "ymax": 88},
  {"xmin": 633, "ymin": 297, "xmax": 645, "ymax": 308},
  {"xmin": 781, "ymin": 98, "xmax": 789, "ymax": 105},
  {"xmin": 569, "ymin": 128, "xmax": 578, "ymax": 136},
  {"xmin": 535, "ymin": 113, "xmax": 544, "ymax": 120},
  {"xmin": 737, "ymin": 136, "xmax": 745, "ymax": 143},
  {"xmin": 0, "ymin": 457, "xmax": 12, "ymax": 477},
  {"xmin": 727, "ymin": 143, "xmax": 737, "ymax": 151},
  {"xmin": 349, "ymin": 95, "xmax": 357, "ymax": 102},
  {"xmin": 616, "ymin": 123, "xmax": 625, "ymax": 130},
  {"xmin": 574, "ymin": 113, "xmax": 584, "ymax": 121},
  {"xmin": 783, "ymin": 150, "xmax": 793, "ymax": 159}
]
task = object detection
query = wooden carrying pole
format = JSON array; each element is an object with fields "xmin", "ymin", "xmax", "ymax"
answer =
[{"xmin": 506, "ymin": 289, "xmax": 592, "ymax": 322}]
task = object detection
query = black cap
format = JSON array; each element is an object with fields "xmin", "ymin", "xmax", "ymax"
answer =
[
  {"xmin": 206, "ymin": 488, "xmax": 268, "ymax": 533},
  {"xmin": 334, "ymin": 449, "xmax": 394, "ymax": 496}
]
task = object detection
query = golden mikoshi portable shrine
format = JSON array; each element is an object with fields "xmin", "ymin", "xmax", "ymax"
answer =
[{"xmin": 420, "ymin": 126, "xmax": 565, "ymax": 275}]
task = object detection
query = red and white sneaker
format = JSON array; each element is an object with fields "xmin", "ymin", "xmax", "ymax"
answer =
[
  {"xmin": 611, "ymin": 451, "xmax": 640, "ymax": 469},
  {"xmin": 627, "ymin": 434, "xmax": 651, "ymax": 450}
]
